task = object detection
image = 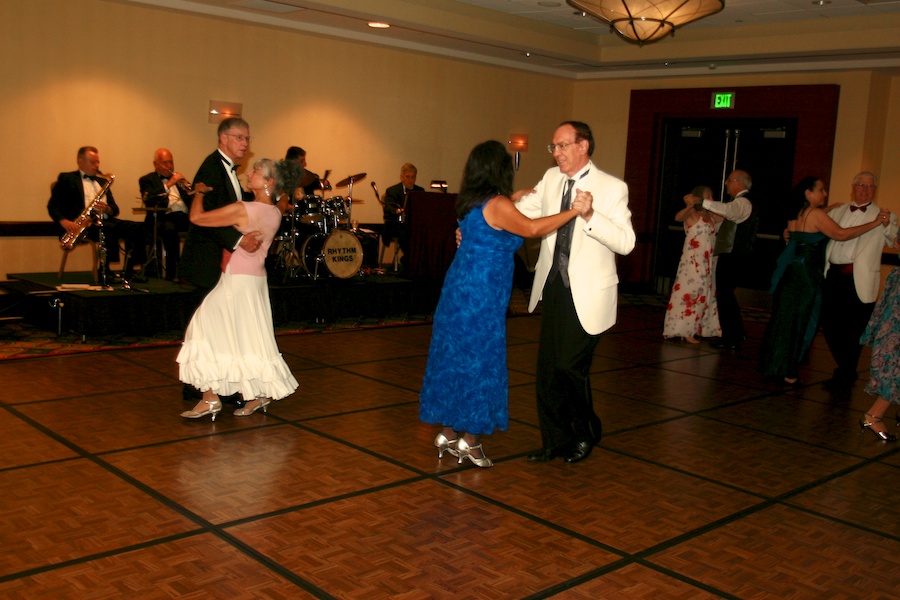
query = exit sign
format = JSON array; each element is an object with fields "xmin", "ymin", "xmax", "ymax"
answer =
[{"xmin": 711, "ymin": 91, "xmax": 735, "ymax": 109}]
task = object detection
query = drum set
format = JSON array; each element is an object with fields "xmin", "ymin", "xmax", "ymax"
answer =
[{"xmin": 271, "ymin": 172, "xmax": 378, "ymax": 281}]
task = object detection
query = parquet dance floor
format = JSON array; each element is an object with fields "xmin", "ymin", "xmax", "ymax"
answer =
[{"xmin": 0, "ymin": 304, "xmax": 897, "ymax": 599}]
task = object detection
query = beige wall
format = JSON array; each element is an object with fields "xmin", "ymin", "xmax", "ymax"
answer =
[{"xmin": 1, "ymin": 0, "xmax": 897, "ymax": 278}]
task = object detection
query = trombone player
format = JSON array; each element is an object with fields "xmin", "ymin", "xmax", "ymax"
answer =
[
  {"xmin": 48, "ymin": 146, "xmax": 147, "ymax": 282},
  {"xmin": 138, "ymin": 148, "xmax": 192, "ymax": 280}
]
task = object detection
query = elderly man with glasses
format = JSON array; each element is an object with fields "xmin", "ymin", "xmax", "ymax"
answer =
[{"xmin": 821, "ymin": 171, "xmax": 898, "ymax": 388}]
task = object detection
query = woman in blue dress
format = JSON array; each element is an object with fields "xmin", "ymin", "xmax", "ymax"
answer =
[
  {"xmin": 419, "ymin": 140, "xmax": 587, "ymax": 468},
  {"xmin": 859, "ymin": 236, "xmax": 900, "ymax": 442},
  {"xmin": 759, "ymin": 177, "xmax": 888, "ymax": 385}
]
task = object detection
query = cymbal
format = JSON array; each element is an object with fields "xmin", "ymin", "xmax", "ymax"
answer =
[
  {"xmin": 298, "ymin": 171, "xmax": 318, "ymax": 187},
  {"xmin": 335, "ymin": 172, "xmax": 366, "ymax": 187}
]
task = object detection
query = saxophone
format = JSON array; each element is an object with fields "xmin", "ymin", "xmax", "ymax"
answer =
[{"xmin": 60, "ymin": 174, "xmax": 115, "ymax": 250}]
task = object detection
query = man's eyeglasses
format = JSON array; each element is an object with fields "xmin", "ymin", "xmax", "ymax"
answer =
[
  {"xmin": 547, "ymin": 141, "xmax": 579, "ymax": 154},
  {"xmin": 226, "ymin": 133, "xmax": 252, "ymax": 143},
  {"xmin": 854, "ymin": 183, "xmax": 876, "ymax": 190}
]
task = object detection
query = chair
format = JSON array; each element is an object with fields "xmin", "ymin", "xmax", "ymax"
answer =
[
  {"xmin": 58, "ymin": 239, "xmax": 99, "ymax": 282},
  {"xmin": 379, "ymin": 235, "xmax": 401, "ymax": 272}
]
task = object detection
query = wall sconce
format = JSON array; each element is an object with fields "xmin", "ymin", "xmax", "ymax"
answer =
[
  {"xmin": 430, "ymin": 180, "xmax": 448, "ymax": 193},
  {"xmin": 208, "ymin": 100, "xmax": 243, "ymax": 124},
  {"xmin": 508, "ymin": 133, "xmax": 529, "ymax": 171}
]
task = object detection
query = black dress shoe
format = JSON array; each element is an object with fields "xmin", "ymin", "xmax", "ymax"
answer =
[
  {"xmin": 563, "ymin": 441, "xmax": 594, "ymax": 464},
  {"xmin": 220, "ymin": 393, "xmax": 245, "ymax": 408},
  {"xmin": 527, "ymin": 448, "xmax": 561, "ymax": 462},
  {"xmin": 710, "ymin": 339, "xmax": 739, "ymax": 350}
]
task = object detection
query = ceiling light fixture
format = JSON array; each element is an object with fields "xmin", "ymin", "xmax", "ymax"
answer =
[
  {"xmin": 368, "ymin": 21, "xmax": 390, "ymax": 29},
  {"xmin": 567, "ymin": 0, "xmax": 724, "ymax": 45}
]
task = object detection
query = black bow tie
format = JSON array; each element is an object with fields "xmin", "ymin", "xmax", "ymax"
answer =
[
  {"xmin": 850, "ymin": 203, "xmax": 870, "ymax": 212},
  {"xmin": 232, "ymin": 164, "xmax": 239, "ymax": 172},
  {"xmin": 83, "ymin": 174, "xmax": 92, "ymax": 180}
]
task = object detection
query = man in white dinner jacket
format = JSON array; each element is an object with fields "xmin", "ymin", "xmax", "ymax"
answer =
[
  {"xmin": 517, "ymin": 121, "xmax": 636, "ymax": 464},
  {"xmin": 821, "ymin": 171, "xmax": 898, "ymax": 388}
]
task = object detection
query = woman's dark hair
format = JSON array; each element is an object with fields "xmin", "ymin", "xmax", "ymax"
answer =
[
  {"xmin": 456, "ymin": 140, "xmax": 514, "ymax": 219},
  {"xmin": 785, "ymin": 176, "xmax": 820, "ymax": 221}
]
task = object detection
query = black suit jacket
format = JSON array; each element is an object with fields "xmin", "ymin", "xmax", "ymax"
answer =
[
  {"xmin": 47, "ymin": 171, "xmax": 119, "ymax": 236},
  {"xmin": 138, "ymin": 172, "xmax": 192, "ymax": 226},
  {"xmin": 178, "ymin": 150, "xmax": 244, "ymax": 288},
  {"xmin": 383, "ymin": 183, "xmax": 424, "ymax": 222}
]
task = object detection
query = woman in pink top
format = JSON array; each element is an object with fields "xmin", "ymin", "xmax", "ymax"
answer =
[{"xmin": 179, "ymin": 159, "xmax": 301, "ymax": 420}]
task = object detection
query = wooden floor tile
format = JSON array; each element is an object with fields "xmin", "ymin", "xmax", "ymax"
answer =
[
  {"xmin": 788, "ymin": 462, "xmax": 900, "ymax": 538},
  {"xmin": 602, "ymin": 416, "xmax": 862, "ymax": 496},
  {"xmin": 595, "ymin": 366, "xmax": 764, "ymax": 412},
  {"xmin": 0, "ymin": 460, "xmax": 197, "ymax": 577},
  {"xmin": 16, "ymin": 388, "xmax": 278, "ymax": 453},
  {"xmin": 0, "ymin": 412, "xmax": 76, "ymax": 469},
  {"xmin": 103, "ymin": 425, "xmax": 415, "ymax": 524},
  {"xmin": 0, "ymin": 354, "xmax": 174, "ymax": 405},
  {"xmin": 229, "ymin": 479, "xmax": 620, "ymax": 599},
  {"xmin": 339, "ymin": 355, "xmax": 429, "ymax": 392},
  {"xmin": 304, "ymin": 403, "xmax": 541, "ymax": 471},
  {"xmin": 550, "ymin": 563, "xmax": 722, "ymax": 599},
  {"xmin": 706, "ymin": 394, "xmax": 896, "ymax": 458},
  {"xmin": 649, "ymin": 504, "xmax": 900, "ymax": 599},
  {"xmin": 443, "ymin": 450, "xmax": 759, "ymax": 554},
  {"xmin": 276, "ymin": 330, "xmax": 424, "ymax": 365},
  {"xmin": 0, "ymin": 534, "xmax": 314, "ymax": 599},
  {"xmin": 274, "ymin": 367, "xmax": 421, "ymax": 420}
]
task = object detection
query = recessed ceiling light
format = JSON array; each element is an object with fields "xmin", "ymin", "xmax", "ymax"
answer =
[
  {"xmin": 368, "ymin": 22, "xmax": 390, "ymax": 29},
  {"xmin": 812, "ymin": 0, "xmax": 831, "ymax": 5}
]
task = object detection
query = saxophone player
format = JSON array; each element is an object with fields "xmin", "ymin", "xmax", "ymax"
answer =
[
  {"xmin": 48, "ymin": 146, "xmax": 148, "ymax": 282},
  {"xmin": 138, "ymin": 148, "xmax": 191, "ymax": 280}
]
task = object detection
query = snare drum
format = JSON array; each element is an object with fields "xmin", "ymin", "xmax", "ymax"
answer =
[{"xmin": 301, "ymin": 229, "xmax": 363, "ymax": 279}]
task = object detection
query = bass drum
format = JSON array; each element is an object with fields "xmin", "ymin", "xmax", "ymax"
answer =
[{"xmin": 301, "ymin": 230, "xmax": 363, "ymax": 279}]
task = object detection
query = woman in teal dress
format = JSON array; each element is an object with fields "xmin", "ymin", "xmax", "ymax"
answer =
[
  {"xmin": 859, "ymin": 237, "xmax": 900, "ymax": 442},
  {"xmin": 759, "ymin": 177, "xmax": 887, "ymax": 384},
  {"xmin": 419, "ymin": 140, "xmax": 587, "ymax": 468}
]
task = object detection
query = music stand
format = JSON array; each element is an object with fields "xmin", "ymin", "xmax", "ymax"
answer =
[{"xmin": 134, "ymin": 192, "xmax": 167, "ymax": 279}]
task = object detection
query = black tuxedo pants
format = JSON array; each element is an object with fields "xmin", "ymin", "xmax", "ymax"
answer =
[
  {"xmin": 821, "ymin": 268, "xmax": 874, "ymax": 380},
  {"xmin": 535, "ymin": 275, "xmax": 602, "ymax": 453},
  {"xmin": 715, "ymin": 252, "xmax": 746, "ymax": 343}
]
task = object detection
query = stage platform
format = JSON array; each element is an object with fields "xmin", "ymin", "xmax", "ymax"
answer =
[{"xmin": 3, "ymin": 271, "xmax": 443, "ymax": 339}]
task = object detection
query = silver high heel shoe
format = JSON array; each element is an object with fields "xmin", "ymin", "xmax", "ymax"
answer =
[
  {"xmin": 434, "ymin": 433, "xmax": 459, "ymax": 458},
  {"xmin": 456, "ymin": 438, "xmax": 493, "ymax": 468},
  {"xmin": 181, "ymin": 399, "xmax": 223, "ymax": 421},
  {"xmin": 234, "ymin": 397, "xmax": 271, "ymax": 417},
  {"xmin": 860, "ymin": 412, "xmax": 898, "ymax": 442}
]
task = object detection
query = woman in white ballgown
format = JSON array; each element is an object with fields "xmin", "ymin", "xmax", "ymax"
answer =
[{"xmin": 178, "ymin": 159, "xmax": 301, "ymax": 420}]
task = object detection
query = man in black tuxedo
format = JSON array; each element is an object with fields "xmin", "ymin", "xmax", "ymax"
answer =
[
  {"xmin": 138, "ymin": 148, "xmax": 191, "ymax": 280},
  {"xmin": 382, "ymin": 163, "xmax": 423, "ymax": 268},
  {"xmin": 48, "ymin": 146, "xmax": 147, "ymax": 281},
  {"xmin": 178, "ymin": 117, "xmax": 261, "ymax": 405}
]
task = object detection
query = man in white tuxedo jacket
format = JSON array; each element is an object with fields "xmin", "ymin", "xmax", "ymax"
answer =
[
  {"xmin": 822, "ymin": 171, "xmax": 898, "ymax": 387},
  {"xmin": 517, "ymin": 121, "xmax": 636, "ymax": 463}
]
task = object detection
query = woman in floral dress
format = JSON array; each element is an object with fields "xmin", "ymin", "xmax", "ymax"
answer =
[
  {"xmin": 859, "ymin": 236, "xmax": 900, "ymax": 442},
  {"xmin": 663, "ymin": 186, "xmax": 722, "ymax": 343}
]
